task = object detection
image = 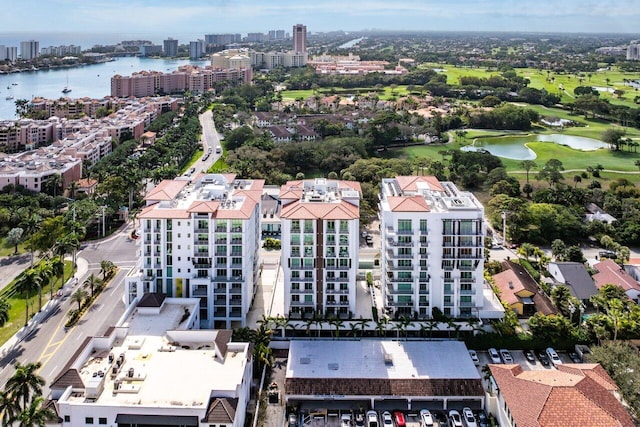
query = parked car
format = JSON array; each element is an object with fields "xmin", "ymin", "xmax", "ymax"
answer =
[
  {"xmin": 288, "ymin": 413, "xmax": 298, "ymax": 427},
  {"xmin": 546, "ymin": 347, "xmax": 562, "ymax": 367},
  {"xmin": 488, "ymin": 348, "xmax": 501, "ymax": 364},
  {"xmin": 382, "ymin": 411, "xmax": 393, "ymax": 426},
  {"xmin": 477, "ymin": 412, "xmax": 489, "ymax": 427},
  {"xmin": 366, "ymin": 411, "xmax": 379, "ymax": 427},
  {"xmin": 215, "ymin": 146, "xmax": 222, "ymax": 154},
  {"xmin": 419, "ymin": 409, "xmax": 435, "ymax": 427},
  {"xmin": 499, "ymin": 349, "xmax": 513, "ymax": 363},
  {"xmin": 599, "ymin": 250, "xmax": 617, "ymax": 259},
  {"xmin": 462, "ymin": 408, "xmax": 477, "ymax": 427},
  {"xmin": 569, "ymin": 352, "xmax": 582, "ymax": 363},
  {"xmin": 393, "ymin": 411, "xmax": 406, "ymax": 427},
  {"xmin": 365, "ymin": 235, "xmax": 373, "ymax": 246},
  {"xmin": 524, "ymin": 350, "xmax": 536, "ymax": 363},
  {"xmin": 355, "ymin": 413, "xmax": 365, "ymax": 427},
  {"xmin": 575, "ymin": 344, "xmax": 591, "ymax": 362},
  {"xmin": 342, "ymin": 413, "xmax": 353, "ymax": 427},
  {"xmin": 537, "ymin": 351, "xmax": 550, "ymax": 366},
  {"xmin": 468, "ymin": 350, "xmax": 480, "ymax": 366},
  {"xmin": 448, "ymin": 410, "xmax": 463, "ymax": 427}
]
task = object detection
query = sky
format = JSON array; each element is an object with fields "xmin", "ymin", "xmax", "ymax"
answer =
[{"xmin": 1, "ymin": 0, "xmax": 639, "ymax": 39}]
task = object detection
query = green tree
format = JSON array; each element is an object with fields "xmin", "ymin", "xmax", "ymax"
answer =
[
  {"xmin": 83, "ymin": 274, "xmax": 101, "ymax": 298},
  {"xmin": 5, "ymin": 362, "xmax": 45, "ymax": 411},
  {"xmin": 14, "ymin": 269, "xmax": 42, "ymax": 326},
  {"xmin": 6, "ymin": 227, "xmax": 24, "ymax": 255},
  {"xmin": 70, "ymin": 289, "xmax": 88, "ymax": 311},
  {"xmin": 536, "ymin": 159, "xmax": 564, "ymax": 187},
  {"xmin": 0, "ymin": 390, "xmax": 19, "ymax": 427},
  {"xmin": 50, "ymin": 256, "xmax": 64, "ymax": 299},
  {"xmin": 14, "ymin": 396, "xmax": 55, "ymax": 427},
  {"xmin": 601, "ymin": 128, "xmax": 626, "ymax": 151},
  {"xmin": 33, "ymin": 261, "xmax": 53, "ymax": 312},
  {"xmin": 519, "ymin": 160, "xmax": 537, "ymax": 184},
  {"xmin": 551, "ymin": 239, "xmax": 566, "ymax": 260},
  {"xmin": 0, "ymin": 299, "xmax": 10, "ymax": 327},
  {"xmin": 99, "ymin": 260, "xmax": 116, "ymax": 281}
]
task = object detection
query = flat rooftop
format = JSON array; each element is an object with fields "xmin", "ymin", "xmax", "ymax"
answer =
[
  {"xmin": 67, "ymin": 300, "xmax": 248, "ymax": 408},
  {"xmin": 287, "ymin": 340, "xmax": 480, "ymax": 380}
]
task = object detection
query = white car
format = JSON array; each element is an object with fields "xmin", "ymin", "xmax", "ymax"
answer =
[
  {"xmin": 419, "ymin": 409, "xmax": 434, "ymax": 427},
  {"xmin": 448, "ymin": 410, "xmax": 463, "ymax": 427},
  {"xmin": 341, "ymin": 414, "xmax": 353, "ymax": 427},
  {"xmin": 546, "ymin": 347, "xmax": 562, "ymax": 367},
  {"xmin": 366, "ymin": 411, "xmax": 379, "ymax": 427},
  {"xmin": 382, "ymin": 411, "xmax": 393, "ymax": 426},
  {"xmin": 462, "ymin": 408, "xmax": 477, "ymax": 427},
  {"xmin": 468, "ymin": 350, "xmax": 480, "ymax": 366},
  {"xmin": 499, "ymin": 349, "xmax": 513, "ymax": 363},
  {"xmin": 488, "ymin": 348, "xmax": 501, "ymax": 364}
]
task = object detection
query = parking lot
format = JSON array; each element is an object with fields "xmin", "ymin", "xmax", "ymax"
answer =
[
  {"xmin": 288, "ymin": 408, "xmax": 486, "ymax": 427},
  {"xmin": 474, "ymin": 348, "xmax": 575, "ymax": 371}
]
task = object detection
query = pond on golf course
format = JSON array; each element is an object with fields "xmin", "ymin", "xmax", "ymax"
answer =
[{"xmin": 460, "ymin": 134, "xmax": 609, "ymax": 160}]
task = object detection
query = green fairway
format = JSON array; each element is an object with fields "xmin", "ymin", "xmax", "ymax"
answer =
[
  {"xmin": 421, "ymin": 63, "xmax": 640, "ymax": 108},
  {"xmin": 281, "ymin": 85, "xmax": 410, "ymax": 102}
]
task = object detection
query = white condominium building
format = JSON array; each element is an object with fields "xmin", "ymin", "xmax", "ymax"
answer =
[
  {"xmin": 380, "ymin": 176, "xmax": 485, "ymax": 319},
  {"xmin": 126, "ymin": 174, "xmax": 263, "ymax": 329},
  {"xmin": 280, "ymin": 178, "xmax": 360, "ymax": 319}
]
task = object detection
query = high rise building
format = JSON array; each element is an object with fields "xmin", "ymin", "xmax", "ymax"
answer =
[
  {"xmin": 279, "ymin": 178, "xmax": 361, "ymax": 319},
  {"xmin": 379, "ymin": 176, "xmax": 486, "ymax": 319},
  {"xmin": 163, "ymin": 38, "xmax": 178, "ymax": 57},
  {"xmin": 125, "ymin": 174, "xmax": 263, "ymax": 329},
  {"xmin": 20, "ymin": 40, "xmax": 39, "ymax": 60},
  {"xmin": 189, "ymin": 39, "xmax": 204, "ymax": 59},
  {"xmin": 0, "ymin": 45, "xmax": 5, "ymax": 61},
  {"xmin": 628, "ymin": 43, "xmax": 640, "ymax": 61},
  {"xmin": 293, "ymin": 24, "xmax": 307, "ymax": 53},
  {"xmin": 6, "ymin": 47, "xmax": 17, "ymax": 62}
]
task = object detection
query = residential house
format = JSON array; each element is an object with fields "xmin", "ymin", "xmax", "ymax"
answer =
[
  {"xmin": 492, "ymin": 260, "xmax": 557, "ymax": 316},
  {"xmin": 593, "ymin": 258, "xmax": 640, "ymax": 303},
  {"xmin": 547, "ymin": 262, "xmax": 598, "ymax": 304},
  {"xmin": 488, "ymin": 364, "xmax": 634, "ymax": 427}
]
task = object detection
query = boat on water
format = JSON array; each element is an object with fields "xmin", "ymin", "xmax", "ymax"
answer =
[
  {"xmin": 62, "ymin": 74, "xmax": 72, "ymax": 94},
  {"xmin": 5, "ymin": 95, "xmax": 13, "ymax": 100}
]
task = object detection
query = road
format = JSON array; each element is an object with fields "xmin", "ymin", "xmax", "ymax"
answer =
[
  {"xmin": 0, "ymin": 225, "xmax": 136, "ymax": 392},
  {"xmin": 197, "ymin": 109, "xmax": 223, "ymax": 173}
]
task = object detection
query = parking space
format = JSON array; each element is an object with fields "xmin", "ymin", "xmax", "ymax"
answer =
[{"xmin": 474, "ymin": 349, "xmax": 582, "ymax": 373}]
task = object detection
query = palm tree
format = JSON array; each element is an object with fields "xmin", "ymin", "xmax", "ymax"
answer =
[
  {"xmin": 67, "ymin": 180, "xmax": 79, "ymax": 199},
  {"xmin": 5, "ymin": 362, "xmax": 45, "ymax": 411},
  {"xmin": 15, "ymin": 269, "xmax": 42, "ymax": 326},
  {"xmin": 14, "ymin": 396, "xmax": 55, "ymax": 427},
  {"xmin": 20, "ymin": 214, "xmax": 41, "ymax": 268},
  {"xmin": 70, "ymin": 289, "xmax": 88, "ymax": 311},
  {"xmin": 34, "ymin": 261, "xmax": 53, "ymax": 312},
  {"xmin": 519, "ymin": 160, "xmax": 537, "ymax": 184},
  {"xmin": 83, "ymin": 274, "xmax": 101, "ymax": 297},
  {"xmin": 50, "ymin": 256, "xmax": 64, "ymax": 299},
  {"xmin": 0, "ymin": 299, "xmax": 10, "ymax": 327},
  {"xmin": 0, "ymin": 390, "xmax": 18, "ymax": 427}
]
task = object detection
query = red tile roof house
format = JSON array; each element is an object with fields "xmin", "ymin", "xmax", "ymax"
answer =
[
  {"xmin": 488, "ymin": 364, "xmax": 634, "ymax": 427},
  {"xmin": 593, "ymin": 258, "xmax": 640, "ymax": 303}
]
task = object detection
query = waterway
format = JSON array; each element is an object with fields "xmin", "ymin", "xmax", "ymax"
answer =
[
  {"xmin": 337, "ymin": 37, "xmax": 365, "ymax": 49},
  {"xmin": 0, "ymin": 57, "xmax": 208, "ymax": 119},
  {"xmin": 461, "ymin": 134, "xmax": 608, "ymax": 160}
]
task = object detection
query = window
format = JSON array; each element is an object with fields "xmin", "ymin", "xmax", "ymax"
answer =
[
  {"xmin": 304, "ymin": 294, "xmax": 313, "ymax": 303},
  {"xmin": 398, "ymin": 235, "xmax": 411, "ymax": 245},
  {"xmin": 326, "ymin": 220, "xmax": 335, "ymax": 232},
  {"xmin": 64, "ymin": 416, "xmax": 70, "ymax": 423},
  {"xmin": 86, "ymin": 417, "xmax": 94, "ymax": 424},
  {"xmin": 443, "ymin": 220, "xmax": 453, "ymax": 234},
  {"xmin": 398, "ymin": 259, "xmax": 412, "ymax": 267},
  {"xmin": 99, "ymin": 418, "xmax": 107, "ymax": 425},
  {"xmin": 292, "ymin": 283, "xmax": 300, "ymax": 290},
  {"xmin": 305, "ymin": 283, "xmax": 313, "ymax": 290},
  {"xmin": 459, "ymin": 220, "xmax": 474, "ymax": 235},
  {"xmin": 398, "ymin": 219, "xmax": 412, "ymax": 233},
  {"xmin": 420, "ymin": 219, "xmax": 428, "ymax": 232},
  {"xmin": 461, "ymin": 283, "xmax": 472, "ymax": 291},
  {"xmin": 326, "ymin": 234, "xmax": 335, "ymax": 245}
]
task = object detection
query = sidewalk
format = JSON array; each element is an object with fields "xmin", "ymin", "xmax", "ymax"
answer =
[
  {"xmin": 0, "ymin": 255, "xmax": 89, "ymax": 360},
  {"xmin": 0, "ymin": 253, "xmax": 31, "ymax": 292}
]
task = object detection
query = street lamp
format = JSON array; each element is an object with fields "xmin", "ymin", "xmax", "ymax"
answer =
[
  {"xmin": 101, "ymin": 205, "xmax": 107, "ymax": 237},
  {"xmin": 501, "ymin": 210, "xmax": 509, "ymax": 247}
]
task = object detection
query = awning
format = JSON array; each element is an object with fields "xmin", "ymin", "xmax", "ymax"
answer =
[{"xmin": 115, "ymin": 414, "xmax": 198, "ymax": 426}]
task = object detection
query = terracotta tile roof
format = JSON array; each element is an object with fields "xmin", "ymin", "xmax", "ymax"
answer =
[
  {"xmin": 76, "ymin": 178, "xmax": 98, "ymax": 188},
  {"xmin": 493, "ymin": 261, "xmax": 557, "ymax": 315},
  {"xmin": 144, "ymin": 180, "xmax": 188, "ymax": 202},
  {"xmin": 203, "ymin": 397, "xmax": 238, "ymax": 424},
  {"xmin": 387, "ymin": 195, "xmax": 430, "ymax": 212},
  {"xmin": 188, "ymin": 200, "xmax": 220, "ymax": 214},
  {"xmin": 395, "ymin": 176, "xmax": 444, "ymax": 193},
  {"xmin": 489, "ymin": 364, "xmax": 634, "ymax": 427},
  {"xmin": 593, "ymin": 259, "xmax": 640, "ymax": 293},
  {"xmin": 281, "ymin": 201, "xmax": 359, "ymax": 220},
  {"xmin": 285, "ymin": 378, "xmax": 483, "ymax": 398},
  {"xmin": 138, "ymin": 204, "xmax": 190, "ymax": 219}
]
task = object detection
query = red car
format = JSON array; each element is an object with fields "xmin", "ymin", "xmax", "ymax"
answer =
[{"xmin": 393, "ymin": 411, "xmax": 406, "ymax": 427}]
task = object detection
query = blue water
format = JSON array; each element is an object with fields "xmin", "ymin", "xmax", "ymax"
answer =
[
  {"xmin": 0, "ymin": 57, "xmax": 208, "ymax": 119},
  {"xmin": 338, "ymin": 37, "xmax": 365, "ymax": 49}
]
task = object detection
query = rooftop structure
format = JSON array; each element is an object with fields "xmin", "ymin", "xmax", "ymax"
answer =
[
  {"xmin": 593, "ymin": 258, "xmax": 640, "ymax": 303},
  {"xmin": 285, "ymin": 340, "xmax": 484, "ymax": 409},
  {"xmin": 379, "ymin": 176, "xmax": 503, "ymax": 320},
  {"xmin": 548, "ymin": 262, "xmax": 598, "ymax": 303},
  {"xmin": 279, "ymin": 178, "xmax": 361, "ymax": 319},
  {"xmin": 51, "ymin": 297, "xmax": 252, "ymax": 427},
  {"xmin": 488, "ymin": 363, "xmax": 634, "ymax": 427},
  {"xmin": 126, "ymin": 174, "xmax": 263, "ymax": 329},
  {"xmin": 493, "ymin": 260, "xmax": 557, "ymax": 316}
]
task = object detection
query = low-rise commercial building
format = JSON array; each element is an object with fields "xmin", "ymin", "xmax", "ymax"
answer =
[{"xmin": 50, "ymin": 295, "xmax": 252, "ymax": 427}]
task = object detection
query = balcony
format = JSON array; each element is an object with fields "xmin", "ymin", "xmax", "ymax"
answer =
[
  {"xmin": 325, "ymin": 275, "xmax": 340, "ymax": 282},
  {"xmin": 386, "ymin": 238, "xmax": 412, "ymax": 247},
  {"xmin": 387, "ymin": 276, "xmax": 414, "ymax": 283},
  {"xmin": 212, "ymin": 275, "xmax": 243, "ymax": 282},
  {"xmin": 397, "ymin": 229, "xmax": 414, "ymax": 235},
  {"xmin": 460, "ymin": 288, "xmax": 476, "ymax": 295},
  {"xmin": 420, "ymin": 229, "xmax": 428, "ymax": 235},
  {"xmin": 230, "ymin": 286, "xmax": 242, "ymax": 294},
  {"xmin": 194, "ymin": 227, "xmax": 209, "ymax": 233},
  {"xmin": 290, "ymin": 300, "xmax": 314, "ymax": 306},
  {"xmin": 386, "ymin": 249, "xmax": 413, "ymax": 259},
  {"xmin": 195, "ymin": 251, "xmax": 210, "ymax": 257},
  {"xmin": 386, "ymin": 284, "xmax": 413, "ymax": 295},
  {"xmin": 303, "ymin": 228, "xmax": 314, "ymax": 234},
  {"xmin": 194, "ymin": 238, "xmax": 209, "ymax": 245},
  {"xmin": 229, "ymin": 310, "xmax": 242, "ymax": 318},
  {"xmin": 444, "ymin": 286, "xmax": 454, "ymax": 295},
  {"xmin": 387, "ymin": 299, "xmax": 413, "ymax": 307},
  {"xmin": 325, "ymin": 300, "xmax": 339, "ymax": 306},
  {"xmin": 213, "ymin": 287, "xmax": 227, "ymax": 294},
  {"xmin": 194, "ymin": 262, "xmax": 212, "ymax": 269},
  {"xmin": 325, "ymin": 287, "xmax": 349, "ymax": 294},
  {"xmin": 419, "ymin": 285, "xmax": 429, "ymax": 294},
  {"xmin": 291, "ymin": 227, "xmax": 301, "ymax": 234},
  {"xmin": 325, "ymin": 264, "xmax": 351, "ymax": 271},
  {"xmin": 229, "ymin": 299, "xmax": 242, "ymax": 306},
  {"xmin": 444, "ymin": 301, "xmax": 454, "ymax": 307},
  {"xmin": 231, "ymin": 238, "xmax": 243, "ymax": 244},
  {"xmin": 192, "ymin": 288, "xmax": 208, "ymax": 297},
  {"xmin": 215, "ymin": 226, "xmax": 227, "ymax": 233},
  {"xmin": 213, "ymin": 309, "xmax": 227, "ymax": 317},
  {"xmin": 230, "ymin": 226, "xmax": 243, "ymax": 233},
  {"xmin": 460, "ymin": 300, "xmax": 475, "ymax": 307},
  {"xmin": 215, "ymin": 239, "xmax": 227, "ymax": 245},
  {"xmin": 214, "ymin": 299, "xmax": 226, "ymax": 306}
]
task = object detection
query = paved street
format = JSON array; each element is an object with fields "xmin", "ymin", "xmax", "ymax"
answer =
[{"xmin": 197, "ymin": 109, "xmax": 223, "ymax": 172}]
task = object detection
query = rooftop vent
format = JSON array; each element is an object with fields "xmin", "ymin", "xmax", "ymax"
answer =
[
  {"xmin": 300, "ymin": 357, "xmax": 311, "ymax": 364},
  {"xmin": 328, "ymin": 363, "xmax": 339, "ymax": 370},
  {"xmin": 452, "ymin": 199, "xmax": 464, "ymax": 206}
]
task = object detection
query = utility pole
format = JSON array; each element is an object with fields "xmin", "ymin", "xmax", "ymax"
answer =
[
  {"xmin": 502, "ymin": 210, "xmax": 508, "ymax": 247},
  {"xmin": 101, "ymin": 205, "xmax": 107, "ymax": 237}
]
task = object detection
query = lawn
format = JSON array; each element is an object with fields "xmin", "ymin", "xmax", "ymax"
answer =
[
  {"xmin": 0, "ymin": 237, "xmax": 28, "ymax": 257},
  {"xmin": 181, "ymin": 148, "xmax": 203, "ymax": 173},
  {"xmin": 0, "ymin": 261, "xmax": 73, "ymax": 346},
  {"xmin": 420, "ymin": 63, "xmax": 640, "ymax": 109},
  {"xmin": 207, "ymin": 156, "xmax": 228, "ymax": 173},
  {"xmin": 281, "ymin": 85, "xmax": 410, "ymax": 102}
]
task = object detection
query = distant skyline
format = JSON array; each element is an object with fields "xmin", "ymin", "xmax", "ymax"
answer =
[{"xmin": 1, "ymin": 0, "xmax": 639, "ymax": 38}]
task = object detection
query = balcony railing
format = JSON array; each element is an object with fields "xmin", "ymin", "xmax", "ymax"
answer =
[
  {"xmin": 386, "ymin": 284, "xmax": 413, "ymax": 295},
  {"xmin": 290, "ymin": 300, "xmax": 314, "ymax": 306},
  {"xmin": 325, "ymin": 288, "xmax": 349, "ymax": 294},
  {"xmin": 387, "ymin": 276, "xmax": 414, "ymax": 283},
  {"xmin": 192, "ymin": 288, "xmax": 208, "ymax": 296}
]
